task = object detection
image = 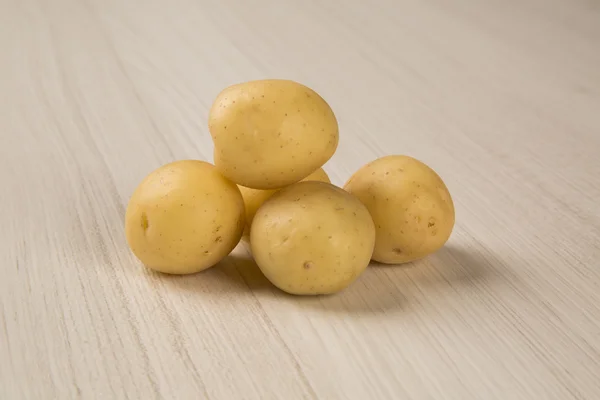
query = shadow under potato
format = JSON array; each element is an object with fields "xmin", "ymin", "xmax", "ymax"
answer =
[
  {"xmin": 142, "ymin": 256, "xmax": 255, "ymax": 296},
  {"xmin": 147, "ymin": 246, "xmax": 274, "ymax": 296},
  {"xmin": 146, "ymin": 241, "xmax": 508, "ymax": 314},
  {"xmin": 370, "ymin": 244, "xmax": 496, "ymax": 286}
]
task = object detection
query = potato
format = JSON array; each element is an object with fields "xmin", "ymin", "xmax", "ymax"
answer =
[
  {"xmin": 238, "ymin": 167, "xmax": 331, "ymax": 239},
  {"xmin": 125, "ymin": 160, "xmax": 245, "ymax": 274},
  {"xmin": 251, "ymin": 181, "xmax": 375, "ymax": 295},
  {"xmin": 209, "ymin": 79, "xmax": 338, "ymax": 189},
  {"xmin": 344, "ymin": 155, "xmax": 454, "ymax": 264}
]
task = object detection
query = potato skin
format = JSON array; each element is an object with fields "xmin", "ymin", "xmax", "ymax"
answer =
[
  {"xmin": 250, "ymin": 181, "xmax": 375, "ymax": 295},
  {"xmin": 209, "ymin": 79, "xmax": 338, "ymax": 189},
  {"xmin": 344, "ymin": 155, "xmax": 454, "ymax": 264},
  {"xmin": 238, "ymin": 167, "xmax": 331, "ymax": 239},
  {"xmin": 125, "ymin": 160, "xmax": 245, "ymax": 274}
]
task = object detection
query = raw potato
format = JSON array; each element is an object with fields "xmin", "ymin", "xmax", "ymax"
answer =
[
  {"xmin": 125, "ymin": 160, "xmax": 245, "ymax": 274},
  {"xmin": 209, "ymin": 79, "xmax": 339, "ymax": 189},
  {"xmin": 251, "ymin": 181, "xmax": 375, "ymax": 295},
  {"xmin": 344, "ymin": 155, "xmax": 454, "ymax": 264},
  {"xmin": 239, "ymin": 167, "xmax": 331, "ymax": 239}
]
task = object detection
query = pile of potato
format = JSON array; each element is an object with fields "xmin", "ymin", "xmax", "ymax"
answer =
[{"xmin": 125, "ymin": 80, "xmax": 455, "ymax": 295}]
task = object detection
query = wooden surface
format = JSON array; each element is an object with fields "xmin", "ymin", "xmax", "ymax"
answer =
[{"xmin": 1, "ymin": 0, "xmax": 600, "ymax": 398}]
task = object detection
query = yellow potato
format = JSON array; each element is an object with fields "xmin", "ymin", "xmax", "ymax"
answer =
[
  {"xmin": 238, "ymin": 167, "xmax": 331, "ymax": 239},
  {"xmin": 125, "ymin": 160, "xmax": 245, "ymax": 274},
  {"xmin": 209, "ymin": 79, "xmax": 338, "ymax": 189},
  {"xmin": 344, "ymin": 155, "xmax": 454, "ymax": 264},
  {"xmin": 251, "ymin": 181, "xmax": 375, "ymax": 295}
]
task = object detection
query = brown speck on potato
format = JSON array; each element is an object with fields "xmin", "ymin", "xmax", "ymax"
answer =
[
  {"xmin": 303, "ymin": 261, "xmax": 313, "ymax": 269},
  {"xmin": 215, "ymin": 236, "xmax": 223, "ymax": 243},
  {"xmin": 140, "ymin": 213, "xmax": 149, "ymax": 231},
  {"xmin": 393, "ymin": 248, "xmax": 403, "ymax": 254}
]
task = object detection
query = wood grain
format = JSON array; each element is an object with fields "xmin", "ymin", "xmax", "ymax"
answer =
[{"xmin": 1, "ymin": 0, "xmax": 599, "ymax": 398}]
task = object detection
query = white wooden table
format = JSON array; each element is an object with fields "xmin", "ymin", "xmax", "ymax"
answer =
[{"xmin": 2, "ymin": 0, "xmax": 599, "ymax": 398}]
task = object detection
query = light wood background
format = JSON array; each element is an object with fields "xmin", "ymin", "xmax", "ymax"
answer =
[{"xmin": 1, "ymin": 0, "xmax": 599, "ymax": 398}]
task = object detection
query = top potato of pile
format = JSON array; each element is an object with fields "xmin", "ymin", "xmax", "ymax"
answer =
[{"xmin": 209, "ymin": 79, "xmax": 339, "ymax": 190}]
